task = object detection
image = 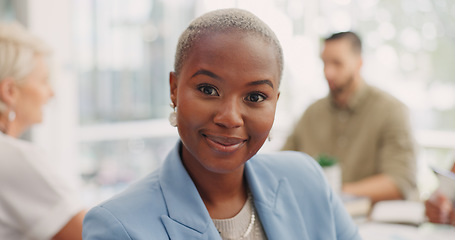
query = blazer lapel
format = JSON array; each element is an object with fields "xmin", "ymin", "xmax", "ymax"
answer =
[
  {"xmin": 159, "ymin": 142, "xmax": 221, "ymax": 240},
  {"xmin": 245, "ymin": 157, "xmax": 310, "ymax": 240},
  {"xmin": 159, "ymin": 142, "xmax": 311, "ymax": 239},
  {"xmin": 161, "ymin": 216, "xmax": 220, "ymax": 240}
]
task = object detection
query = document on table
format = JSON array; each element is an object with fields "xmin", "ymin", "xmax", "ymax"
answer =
[
  {"xmin": 432, "ymin": 167, "xmax": 455, "ymax": 201},
  {"xmin": 359, "ymin": 222, "xmax": 455, "ymax": 240}
]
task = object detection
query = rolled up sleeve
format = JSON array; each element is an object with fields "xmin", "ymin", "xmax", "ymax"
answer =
[{"xmin": 378, "ymin": 104, "xmax": 417, "ymax": 199}]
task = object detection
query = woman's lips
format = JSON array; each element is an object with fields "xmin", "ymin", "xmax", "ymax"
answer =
[{"xmin": 202, "ymin": 134, "xmax": 247, "ymax": 153}]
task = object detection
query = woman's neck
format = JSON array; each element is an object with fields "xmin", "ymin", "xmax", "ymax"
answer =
[
  {"xmin": 0, "ymin": 114, "xmax": 26, "ymax": 137},
  {"xmin": 197, "ymin": 171, "xmax": 248, "ymax": 218},
  {"xmin": 181, "ymin": 149, "xmax": 248, "ymax": 219},
  {"xmin": 6, "ymin": 123, "xmax": 24, "ymax": 138}
]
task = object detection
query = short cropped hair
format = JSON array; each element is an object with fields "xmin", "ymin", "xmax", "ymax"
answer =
[
  {"xmin": 174, "ymin": 8, "xmax": 283, "ymax": 81},
  {"xmin": 0, "ymin": 21, "xmax": 50, "ymax": 112},
  {"xmin": 325, "ymin": 31, "xmax": 362, "ymax": 54}
]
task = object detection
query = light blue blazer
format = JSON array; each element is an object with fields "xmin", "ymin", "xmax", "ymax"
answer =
[{"xmin": 83, "ymin": 142, "xmax": 361, "ymax": 239}]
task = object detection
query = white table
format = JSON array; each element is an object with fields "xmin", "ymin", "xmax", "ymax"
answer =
[{"xmin": 359, "ymin": 222, "xmax": 455, "ymax": 240}]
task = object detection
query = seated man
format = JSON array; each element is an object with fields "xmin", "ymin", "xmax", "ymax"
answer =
[{"xmin": 282, "ymin": 31, "xmax": 417, "ymax": 202}]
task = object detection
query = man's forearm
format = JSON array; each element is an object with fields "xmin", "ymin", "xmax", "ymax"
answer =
[{"xmin": 342, "ymin": 174, "xmax": 403, "ymax": 203}]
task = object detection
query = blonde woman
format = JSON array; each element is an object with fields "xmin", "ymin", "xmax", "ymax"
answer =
[{"xmin": 0, "ymin": 21, "xmax": 85, "ymax": 240}]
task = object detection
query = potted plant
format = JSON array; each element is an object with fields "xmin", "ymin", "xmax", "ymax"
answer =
[{"xmin": 316, "ymin": 154, "xmax": 341, "ymax": 194}]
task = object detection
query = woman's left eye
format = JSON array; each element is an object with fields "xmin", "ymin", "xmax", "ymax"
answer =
[{"xmin": 245, "ymin": 93, "xmax": 266, "ymax": 102}]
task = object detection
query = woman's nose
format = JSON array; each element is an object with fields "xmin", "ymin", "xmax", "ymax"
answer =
[{"xmin": 213, "ymin": 98, "xmax": 244, "ymax": 129}]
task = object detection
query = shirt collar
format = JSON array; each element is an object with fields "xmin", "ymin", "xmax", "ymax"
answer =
[{"xmin": 330, "ymin": 82, "xmax": 369, "ymax": 112}]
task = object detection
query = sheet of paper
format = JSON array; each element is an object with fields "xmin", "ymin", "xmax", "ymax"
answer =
[
  {"xmin": 359, "ymin": 222, "xmax": 455, "ymax": 240},
  {"xmin": 359, "ymin": 223, "xmax": 421, "ymax": 240},
  {"xmin": 432, "ymin": 167, "xmax": 455, "ymax": 201}
]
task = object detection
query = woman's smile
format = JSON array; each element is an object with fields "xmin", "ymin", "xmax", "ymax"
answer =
[{"xmin": 202, "ymin": 133, "xmax": 248, "ymax": 154}]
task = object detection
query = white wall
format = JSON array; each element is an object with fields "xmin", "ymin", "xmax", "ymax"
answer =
[{"xmin": 26, "ymin": 0, "xmax": 80, "ymax": 183}]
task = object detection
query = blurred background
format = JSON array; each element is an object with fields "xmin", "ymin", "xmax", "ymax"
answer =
[{"xmin": 1, "ymin": 0, "xmax": 455, "ymax": 207}]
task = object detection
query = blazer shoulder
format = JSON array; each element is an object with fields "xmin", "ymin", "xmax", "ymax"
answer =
[
  {"xmin": 84, "ymin": 171, "xmax": 170, "ymax": 239},
  {"xmin": 99, "ymin": 171, "xmax": 165, "ymax": 213},
  {"xmin": 251, "ymin": 151, "xmax": 324, "ymax": 182},
  {"xmin": 83, "ymin": 205, "xmax": 133, "ymax": 240}
]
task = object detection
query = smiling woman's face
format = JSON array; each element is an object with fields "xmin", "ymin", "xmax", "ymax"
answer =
[{"xmin": 170, "ymin": 30, "xmax": 280, "ymax": 174}]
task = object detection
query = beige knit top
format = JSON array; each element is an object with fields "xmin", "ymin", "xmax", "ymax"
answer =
[{"xmin": 212, "ymin": 194, "xmax": 267, "ymax": 240}]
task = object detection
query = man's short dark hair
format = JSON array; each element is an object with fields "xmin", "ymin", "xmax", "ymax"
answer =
[{"xmin": 325, "ymin": 31, "xmax": 362, "ymax": 54}]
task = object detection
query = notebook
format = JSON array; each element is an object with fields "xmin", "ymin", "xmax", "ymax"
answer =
[{"xmin": 369, "ymin": 200, "xmax": 425, "ymax": 226}]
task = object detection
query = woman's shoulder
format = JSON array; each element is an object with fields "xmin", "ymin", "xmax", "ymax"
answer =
[
  {"xmin": 96, "ymin": 171, "xmax": 164, "ymax": 212},
  {"xmin": 249, "ymin": 151, "xmax": 325, "ymax": 186},
  {"xmin": 0, "ymin": 134, "xmax": 41, "ymax": 158},
  {"xmin": 252, "ymin": 151, "xmax": 321, "ymax": 173},
  {"xmin": 84, "ymin": 171, "xmax": 169, "ymax": 239},
  {"xmin": 88, "ymin": 172, "xmax": 165, "ymax": 216},
  {"xmin": 0, "ymin": 134, "xmax": 46, "ymax": 177}
]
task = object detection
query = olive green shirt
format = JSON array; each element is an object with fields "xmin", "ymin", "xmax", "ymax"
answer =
[{"xmin": 282, "ymin": 84, "xmax": 417, "ymax": 199}]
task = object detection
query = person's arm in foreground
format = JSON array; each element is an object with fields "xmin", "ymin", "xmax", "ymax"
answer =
[{"xmin": 52, "ymin": 210, "xmax": 86, "ymax": 240}]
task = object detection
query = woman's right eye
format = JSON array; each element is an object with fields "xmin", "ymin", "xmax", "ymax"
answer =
[{"xmin": 198, "ymin": 85, "xmax": 219, "ymax": 96}]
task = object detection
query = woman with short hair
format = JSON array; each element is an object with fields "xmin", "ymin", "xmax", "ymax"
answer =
[{"xmin": 83, "ymin": 9, "xmax": 361, "ymax": 240}]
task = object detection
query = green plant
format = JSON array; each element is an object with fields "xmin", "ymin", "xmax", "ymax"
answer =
[{"xmin": 316, "ymin": 154, "xmax": 338, "ymax": 167}]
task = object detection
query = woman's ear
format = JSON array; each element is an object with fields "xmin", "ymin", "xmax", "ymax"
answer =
[
  {"xmin": 169, "ymin": 72, "xmax": 178, "ymax": 106},
  {"xmin": 0, "ymin": 79, "xmax": 18, "ymax": 105}
]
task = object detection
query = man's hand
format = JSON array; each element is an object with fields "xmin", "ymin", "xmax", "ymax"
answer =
[{"xmin": 425, "ymin": 191, "xmax": 455, "ymax": 225}]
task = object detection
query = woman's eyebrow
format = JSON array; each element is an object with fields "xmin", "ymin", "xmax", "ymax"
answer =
[
  {"xmin": 248, "ymin": 79, "xmax": 274, "ymax": 89},
  {"xmin": 191, "ymin": 69, "xmax": 221, "ymax": 80},
  {"xmin": 191, "ymin": 69, "xmax": 274, "ymax": 89}
]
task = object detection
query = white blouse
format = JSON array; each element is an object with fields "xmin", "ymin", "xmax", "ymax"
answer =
[{"xmin": 0, "ymin": 132, "xmax": 83, "ymax": 240}]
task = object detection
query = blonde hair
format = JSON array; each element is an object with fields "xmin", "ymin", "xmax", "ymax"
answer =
[
  {"xmin": 0, "ymin": 21, "xmax": 50, "ymax": 113},
  {"xmin": 174, "ymin": 8, "xmax": 283, "ymax": 81}
]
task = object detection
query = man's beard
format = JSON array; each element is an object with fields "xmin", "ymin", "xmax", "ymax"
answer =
[{"xmin": 330, "ymin": 73, "xmax": 355, "ymax": 97}]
